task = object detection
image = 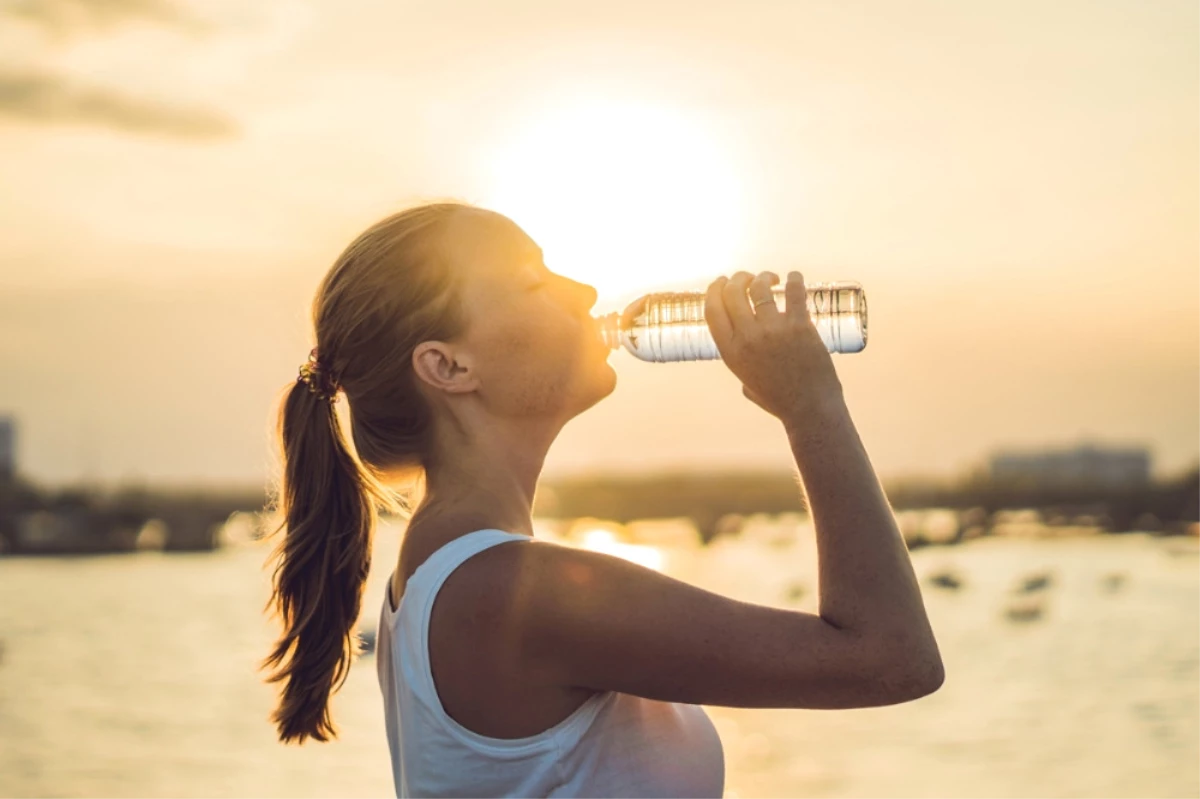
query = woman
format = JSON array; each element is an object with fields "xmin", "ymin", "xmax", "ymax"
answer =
[{"xmin": 262, "ymin": 202, "xmax": 944, "ymax": 798}]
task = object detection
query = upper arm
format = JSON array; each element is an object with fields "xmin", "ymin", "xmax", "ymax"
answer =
[{"xmin": 509, "ymin": 542, "xmax": 944, "ymax": 710}]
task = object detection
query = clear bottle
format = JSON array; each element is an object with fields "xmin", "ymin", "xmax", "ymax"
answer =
[{"xmin": 597, "ymin": 280, "xmax": 867, "ymax": 362}]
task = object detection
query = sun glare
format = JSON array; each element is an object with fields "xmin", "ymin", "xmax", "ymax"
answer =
[
  {"xmin": 480, "ymin": 99, "xmax": 747, "ymax": 304},
  {"xmin": 577, "ymin": 528, "xmax": 665, "ymax": 572}
]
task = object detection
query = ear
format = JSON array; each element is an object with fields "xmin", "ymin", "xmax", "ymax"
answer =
[{"xmin": 412, "ymin": 341, "xmax": 480, "ymax": 394}]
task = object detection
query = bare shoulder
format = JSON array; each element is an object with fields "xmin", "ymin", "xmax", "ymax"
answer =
[{"xmin": 432, "ymin": 537, "xmax": 625, "ymax": 667}]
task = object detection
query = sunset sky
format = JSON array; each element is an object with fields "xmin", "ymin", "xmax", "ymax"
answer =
[{"xmin": 0, "ymin": 0, "xmax": 1196, "ymax": 489}]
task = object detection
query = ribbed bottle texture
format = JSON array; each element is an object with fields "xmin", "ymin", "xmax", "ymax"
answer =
[{"xmin": 598, "ymin": 281, "xmax": 867, "ymax": 363}]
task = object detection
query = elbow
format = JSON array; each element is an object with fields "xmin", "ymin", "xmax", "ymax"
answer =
[
  {"xmin": 888, "ymin": 643, "xmax": 940, "ymax": 700},
  {"xmin": 869, "ymin": 639, "xmax": 944, "ymax": 703},
  {"xmin": 856, "ymin": 630, "xmax": 946, "ymax": 705},
  {"xmin": 896, "ymin": 655, "xmax": 945, "ymax": 701},
  {"xmin": 830, "ymin": 648, "xmax": 946, "ymax": 709}
]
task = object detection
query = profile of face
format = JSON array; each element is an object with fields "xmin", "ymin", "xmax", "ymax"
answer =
[{"xmin": 412, "ymin": 209, "xmax": 617, "ymax": 428}]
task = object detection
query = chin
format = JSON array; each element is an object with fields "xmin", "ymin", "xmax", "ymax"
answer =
[
  {"xmin": 570, "ymin": 362, "xmax": 617, "ymax": 415},
  {"xmin": 598, "ymin": 360, "xmax": 617, "ymax": 396}
]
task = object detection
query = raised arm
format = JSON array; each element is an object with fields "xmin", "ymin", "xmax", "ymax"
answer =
[{"xmin": 506, "ymin": 270, "xmax": 942, "ymax": 710}]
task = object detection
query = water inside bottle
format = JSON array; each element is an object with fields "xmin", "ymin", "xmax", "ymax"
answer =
[{"xmin": 599, "ymin": 282, "xmax": 868, "ymax": 363}]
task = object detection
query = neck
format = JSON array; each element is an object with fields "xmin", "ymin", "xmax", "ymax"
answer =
[{"xmin": 415, "ymin": 415, "xmax": 562, "ymax": 537}]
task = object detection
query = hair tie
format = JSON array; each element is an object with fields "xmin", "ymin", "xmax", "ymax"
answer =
[{"xmin": 297, "ymin": 347, "xmax": 341, "ymax": 402}]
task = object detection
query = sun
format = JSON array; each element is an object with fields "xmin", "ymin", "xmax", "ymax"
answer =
[{"xmin": 478, "ymin": 99, "xmax": 748, "ymax": 305}]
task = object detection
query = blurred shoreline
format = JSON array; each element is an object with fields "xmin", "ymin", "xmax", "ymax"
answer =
[{"xmin": 0, "ymin": 466, "xmax": 1196, "ymax": 556}]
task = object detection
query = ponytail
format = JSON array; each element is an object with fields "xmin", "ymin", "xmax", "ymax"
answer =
[
  {"xmin": 258, "ymin": 201, "xmax": 480, "ymax": 745},
  {"xmin": 260, "ymin": 378, "xmax": 398, "ymax": 744}
]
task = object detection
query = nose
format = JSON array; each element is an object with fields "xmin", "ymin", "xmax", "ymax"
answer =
[{"xmin": 563, "ymin": 276, "xmax": 598, "ymax": 313}]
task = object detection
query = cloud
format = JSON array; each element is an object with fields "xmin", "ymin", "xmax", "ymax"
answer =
[
  {"xmin": 1, "ymin": 0, "xmax": 204, "ymax": 34},
  {"xmin": 0, "ymin": 71, "xmax": 237, "ymax": 139}
]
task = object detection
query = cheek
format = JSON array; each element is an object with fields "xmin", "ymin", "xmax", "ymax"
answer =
[
  {"xmin": 492, "ymin": 308, "xmax": 581, "ymax": 364},
  {"xmin": 480, "ymin": 316, "xmax": 587, "ymax": 409},
  {"xmin": 486, "ymin": 313, "xmax": 557, "ymax": 362}
]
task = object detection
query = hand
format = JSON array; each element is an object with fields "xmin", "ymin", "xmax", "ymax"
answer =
[{"xmin": 704, "ymin": 270, "xmax": 844, "ymax": 422}]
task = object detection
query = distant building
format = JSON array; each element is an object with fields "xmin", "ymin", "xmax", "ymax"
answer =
[
  {"xmin": 0, "ymin": 416, "xmax": 13, "ymax": 483},
  {"xmin": 990, "ymin": 444, "xmax": 1151, "ymax": 487}
]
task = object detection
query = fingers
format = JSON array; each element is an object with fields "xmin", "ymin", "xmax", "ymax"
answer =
[
  {"xmin": 748, "ymin": 271, "xmax": 780, "ymax": 319},
  {"xmin": 784, "ymin": 271, "xmax": 811, "ymax": 322},
  {"xmin": 722, "ymin": 271, "xmax": 757, "ymax": 330},
  {"xmin": 710, "ymin": 270, "xmax": 793, "ymax": 349}
]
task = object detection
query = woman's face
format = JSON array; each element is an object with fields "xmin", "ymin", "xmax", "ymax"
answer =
[{"xmin": 446, "ymin": 212, "xmax": 617, "ymax": 422}]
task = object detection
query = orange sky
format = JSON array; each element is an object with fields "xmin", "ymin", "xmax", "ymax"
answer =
[{"xmin": 0, "ymin": 0, "xmax": 1196, "ymax": 488}]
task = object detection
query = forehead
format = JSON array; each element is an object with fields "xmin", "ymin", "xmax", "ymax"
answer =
[{"xmin": 444, "ymin": 210, "xmax": 542, "ymax": 280}]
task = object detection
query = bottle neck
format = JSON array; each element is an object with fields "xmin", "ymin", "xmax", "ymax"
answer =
[{"xmin": 598, "ymin": 311, "xmax": 621, "ymax": 351}]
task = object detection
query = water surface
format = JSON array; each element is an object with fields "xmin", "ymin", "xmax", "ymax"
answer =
[{"xmin": 0, "ymin": 522, "xmax": 1195, "ymax": 798}]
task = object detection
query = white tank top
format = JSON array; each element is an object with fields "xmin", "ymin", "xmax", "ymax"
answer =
[{"xmin": 375, "ymin": 528, "xmax": 726, "ymax": 798}]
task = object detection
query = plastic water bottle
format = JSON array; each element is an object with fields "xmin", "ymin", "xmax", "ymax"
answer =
[{"xmin": 597, "ymin": 280, "xmax": 867, "ymax": 363}]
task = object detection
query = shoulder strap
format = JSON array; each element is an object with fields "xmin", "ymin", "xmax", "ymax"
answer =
[
  {"xmin": 398, "ymin": 530, "xmax": 619, "ymax": 752},
  {"xmin": 413, "ymin": 528, "xmax": 532, "ymax": 596},
  {"xmin": 401, "ymin": 529, "xmax": 541, "ymax": 740},
  {"xmin": 398, "ymin": 525, "xmax": 530, "ymax": 623}
]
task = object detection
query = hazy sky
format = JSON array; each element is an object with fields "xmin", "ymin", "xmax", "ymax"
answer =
[{"xmin": 1, "ymin": 0, "xmax": 1196, "ymax": 489}]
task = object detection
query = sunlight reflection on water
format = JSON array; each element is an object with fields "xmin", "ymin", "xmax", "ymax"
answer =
[
  {"xmin": 573, "ymin": 526, "xmax": 667, "ymax": 572},
  {"xmin": 0, "ymin": 518, "xmax": 1195, "ymax": 798}
]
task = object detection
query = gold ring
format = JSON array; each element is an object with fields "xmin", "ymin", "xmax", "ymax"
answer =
[{"xmin": 752, "ymin": 298, "xmax": 774, "ymax": 310}]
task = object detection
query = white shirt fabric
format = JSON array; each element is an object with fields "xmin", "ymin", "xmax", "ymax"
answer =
[{"xmin": 375, "ymin": 528, "xmax": 726, "ymax": 798}]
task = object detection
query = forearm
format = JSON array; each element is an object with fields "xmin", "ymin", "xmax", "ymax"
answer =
[{"xmin": 783, "ymin": 391, "xmax": 940, "ymax": 660}]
